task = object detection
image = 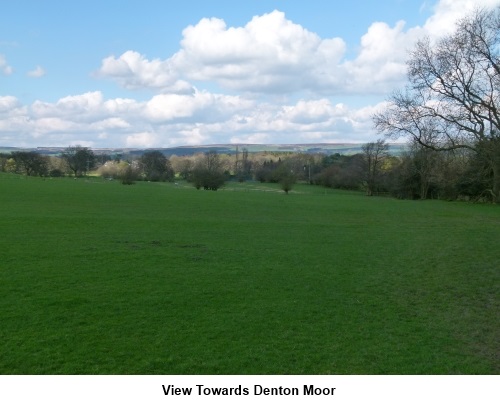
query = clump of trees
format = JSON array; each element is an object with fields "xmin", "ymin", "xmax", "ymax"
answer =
[
  {"xmin": 254, "ymin": 157, "xmax": 299, "ymax": 193},
  {"xmin": 139, "ymin": 150, "xmax": 175, "ymax": 182},
  {"xmin": 373, "ymin": 7, "xmax": 500, "ymax": 202},
  {"xmin": 61, "ymin": 146, "xmax": 96, "ymax": 177},
  {"xmin": 0, "ymin": 147, "xmax": 178, "ymax": 186},
  {"xmin": 98, "ymin": 150, "xmax": 174, "ymax": 185},
  {"xmin": 98, "ymin": 160, "xmax": 128, "ymax": 179},
  {"xmin": 234, "ymin": 147, "xmax": 252, "ymax": 182},
  {"xmin": 190, "ymin": 150, "xmax": 227, "ymax": 190},
  {"xmin": 10, "ymin": 151, "xmax": 49, "ymax": 177},
  {"xmin": 120, "ymin": 164, "xmax": 139, "ymax": 185},
  {"xmin": 0, "ymin": 151, "xmax": 69, "ymax": 177},
  {"xmin": 312, "ymin": 153, "xmax": 364, "ymax": 191},
  {"xmin": 255, "ymin": 158, "xmax": 283, "ymax": 183}
]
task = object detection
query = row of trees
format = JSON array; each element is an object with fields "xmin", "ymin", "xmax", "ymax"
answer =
[
  {"xmin": 312, "ymin": 139, "xmax": 494, "ymax": 201},
  {"xmin": 0, "ymin": 147, "xmax": 176, "ymax": 184},
  {"xmin": 1, "ymin": 141, "xmax": 494, "ymax": 199},
  {"xmin": 0, "ymin": 147, "xmax": 97, "ymax": 178}
]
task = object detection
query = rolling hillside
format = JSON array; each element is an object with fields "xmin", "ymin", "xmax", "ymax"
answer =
[{"xmin": 0, "ymin": 143, "xmax": 405, "ymax": 157}]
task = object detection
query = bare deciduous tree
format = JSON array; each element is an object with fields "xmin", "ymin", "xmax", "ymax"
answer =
[
  {"xmin": 362, "ymin": 139, "xmax": 390, "ymax": 196},
  {"xmin": 374, "ymin": 7, "xmax": 500, "ymax": 201}
]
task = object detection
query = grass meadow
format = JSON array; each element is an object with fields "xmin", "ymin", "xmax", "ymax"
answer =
[{"xmin": 0, "ymin": 172, "xmax": 498, "ymax": 374}]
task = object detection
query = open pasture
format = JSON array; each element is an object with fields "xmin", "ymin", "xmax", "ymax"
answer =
[{"xmin": 0, "ymin": 174, "xmax": 498, "ymax": 374}]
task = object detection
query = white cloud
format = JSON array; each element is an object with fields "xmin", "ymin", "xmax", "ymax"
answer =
[
  {"xmin": 0, "ymin": 54, "xmax": 13, "ymax": 75},
  {"xmin": 173, "ymin": 10, "xmax": 347, "ymax": 94},
  {"xmin": 0, "ymin": 96, "xmax": 21, "ymax": 112},
  {"xmin": 283, "ymin": 99, "xmax": 346, "ymax": 124},
  {"xmin": 143, "ymin": 91, "xmax": 254, "ymax": 123},
  {"xmin": 27, "ymin": 65, "xmax": 46, "ymax": 78},
  {"xmin": 103, "ymin": 97, "xmax": 142, "ymax": 117},
  {"xmin": 230, "ymin": 132, "xmax": 271, "ymax": 145},
  {"xmin": 32, "ymin": 91, "xmax": 107, "ymax": 122},
  {"xmin": 125, "ymin": 131, "xmax": 158, "ymax": 148},
  {"xmin": 339, "ymin": 21, "xmax": 425, "ymax": 94},
  {"xmin": 95, "ymin": 1, "xmax": 500, "ymax": 100},
  {"xmin": 90, "ymin": 117, "xmax": 131, "ymax": 130},
  {"xmin": 0, "ymin": 96, "xmax": 30, "ymax": 135},
  {"xmin": 33, "ymin": 118, "xmax": 74, "ymax": 134},
  {"xmin": 90, "ymin": 8, "xmax": 433, "ymax": 99},
  {"xmin": 96, "ymin": 10, "xmax": 347, "ymax": 96},
  {"xmin": 144, "ymin": 93, "xmax": 207, "ymax": 122},
  {"xmin": 96, "ymin": 50, "xmax": 194, "ymax": 94},
  {"xmin": 0, "ymin": 91, "xmax": 381, "ymax": 147},
  {"xmin": 425, "ymin": 0, "xmax": 500, "ymax": 37}
]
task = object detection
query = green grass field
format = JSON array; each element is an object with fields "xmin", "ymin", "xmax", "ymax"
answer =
[{"xmin": 0, "ymin": 173, "xmax": 498, "ymax": 374}]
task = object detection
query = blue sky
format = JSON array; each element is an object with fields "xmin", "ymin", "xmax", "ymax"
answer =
[{"xmin": 1, "ymin": 0, "xmax": 498, "ymax": 148}]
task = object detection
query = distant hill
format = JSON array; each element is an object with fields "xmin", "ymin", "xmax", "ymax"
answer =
[{"xmin": 0, "ymin": 143, "xmax": 406, "ymax": 157}]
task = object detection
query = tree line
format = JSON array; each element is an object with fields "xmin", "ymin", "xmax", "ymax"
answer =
[
  {"xmin": 0, "ymin": 148, "xmax": 174, "ymax": 184},
  {"xmin": 0, "ymin": 140, "xmax": 494, "ymax": 200}
]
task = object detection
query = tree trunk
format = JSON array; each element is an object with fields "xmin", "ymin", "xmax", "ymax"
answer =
[
  {"xmin": 366, "ymin": 182, "xmax": 373, "ymax": 196},
  {"xmin": 492, "ymin": 161, "xmax": 500, "ymax": 203},
  {"xmin": 420, "ymin": 180, "xmax": 428, "ymax": 200}
]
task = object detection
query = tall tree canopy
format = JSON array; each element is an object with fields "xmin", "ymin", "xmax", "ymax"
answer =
[
  {"xmin": 191, "ymin": 151, "xmax": 226, "ymax": 190},
  {"xmin": 374, "ymin": 7, "xmax": 500, "ymax": 201},
  {"xmin": 139, "ymin": 150, "xmax": 174, "ymax": 182},
  {"xmin": 61, "ymin": 146, "xmax": 95, "ymax": 177}
]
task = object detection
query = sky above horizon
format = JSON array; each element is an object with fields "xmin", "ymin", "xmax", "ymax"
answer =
[{"xmin": 1, "ymin": 0, "xmax": 499, "ymax": 148}]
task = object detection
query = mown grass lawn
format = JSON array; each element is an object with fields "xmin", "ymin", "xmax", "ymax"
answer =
[{"xmin": 0, "ymin": 173, "xmax": 498, "ymax": 374}]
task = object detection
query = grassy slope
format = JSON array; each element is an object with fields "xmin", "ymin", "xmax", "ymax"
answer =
[{"xmin": 0, "ymin": 174, "xmax": 498, "ymax": 374}]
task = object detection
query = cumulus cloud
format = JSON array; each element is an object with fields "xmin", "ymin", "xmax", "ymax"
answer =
[
  {"xmin": 144, "ymin": 91, "xmax": 254, "ymax": 123},
  {"xmin": 32, "ymin": 91, "xmax": 107, "ymax": 121},
  {"xmin": 90, "ymin": 10, "xmax": 424, "ymax": 99},
  {"xmin": 0, "ymin": 96, "xmax": 21, "ymax": 112},
  {"xmin": 0, "ymin": 96, "xmax": 29, "ymax": 136},
  {"xmin": 173, "ymin": 10, "xmax": 347, "ymax": 94},
  {"xmin": 425, "ymin": 0, "xmax": 500, "ymax": 37},
  {"xmin": 339, "ymin": 21, "xmax": 425, "ymax": 94},
  {"xmin": 0, "ymin": 54, "xmax": 13, "ymax": 75},
  {"xmin": 0, "ymin": 90, "xmax": 380, "ymax": 147},
  {"xmin": 125, "ymin": 131, "xmax": 158, "ymax": 148},
  {"xmin": 337, "ymin": 0, "xmax": 500, "ymax": 94},
  {"xmin": 27, "ymin": 65, "xmax": 46, "ymax": 78},
  {"xmin": 96, "ymin": 50, "xmax": 194, "ymax": 94},
  {"xmin": 95, "ymin": 10, "xmax": 348, "ymax": 95},
  {"xmin": 90, "ymin": 117, "xmax": 131, "ymax": 131},
  {"xmin": 95, "ymin": 1, "xmax": 500, "ymax": 100}
]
